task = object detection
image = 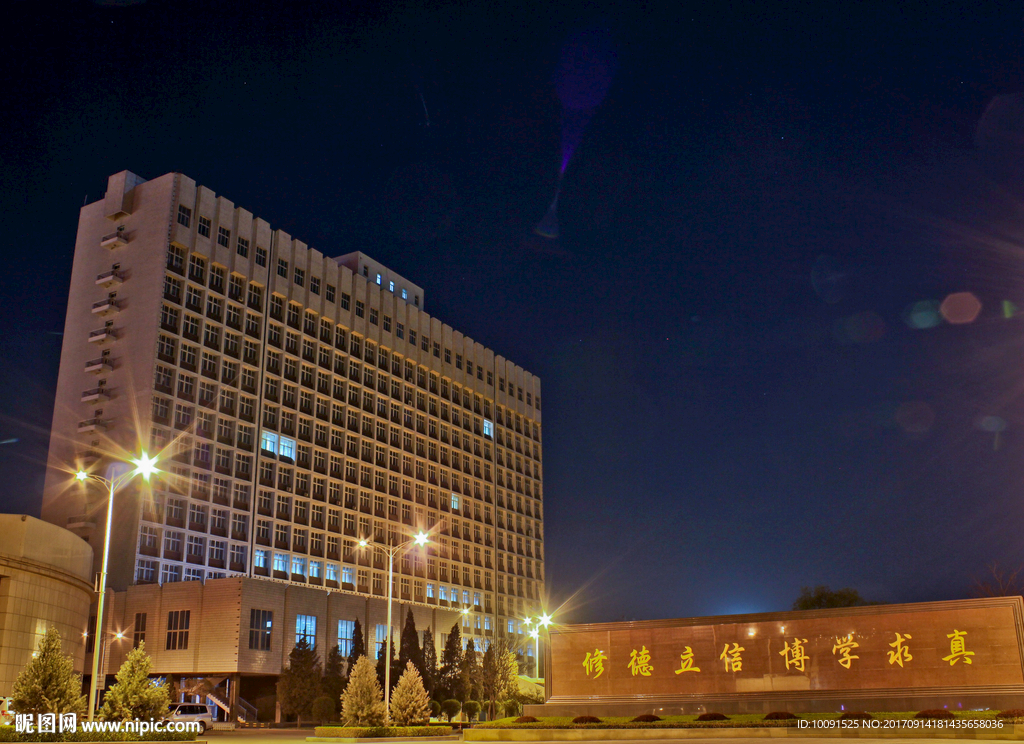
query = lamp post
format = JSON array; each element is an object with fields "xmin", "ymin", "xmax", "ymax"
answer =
[
  {"xmin": 523, "ymin": 613, "xmax": 552, "ymax": 679},
  {"xmin": 75, "ymin": 452, "xmax": 158, "ymax": 721},
  {"xmin": 358, "ymin": 531, "xmax": 429, "ymax": 724}
]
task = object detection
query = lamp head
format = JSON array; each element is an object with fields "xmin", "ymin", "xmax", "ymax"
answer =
[
  {"xmin": 115, "ymin": 631, "xmax": 124, "ymax": 640},
  {"xmin": 529, "ymin": 628, "xmax": 539, "ymax": 639},
  {"xmin": 131, "ymin": 452, "xmax": 159, "ymax": 481},
  {"xmin": 539, "ymin": 613, "xmax": 552, "ymax": 628},
  {"xmin": 461, "ymin": 608, "xmax": 470, "ymax": 616},
  {"xmin": 358, "ymin": 539, "xmax": 369, "ymax": 548},
  {"xmin": 413, "ymin": 531, "xmax": 429, "ymax": 546},
  {"xmin": 75, "ymin": 470, "xmax": 89, "ymax": 482}
]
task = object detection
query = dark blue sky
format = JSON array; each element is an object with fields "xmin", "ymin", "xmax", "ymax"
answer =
[{"xmin": 3, "ymin": 0, "xmax": 1024, "ymax": 622}]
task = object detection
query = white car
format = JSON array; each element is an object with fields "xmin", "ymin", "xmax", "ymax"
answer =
[{"xmin": 164, "ymin": 703, "xmax": 214, "ymax": 733}]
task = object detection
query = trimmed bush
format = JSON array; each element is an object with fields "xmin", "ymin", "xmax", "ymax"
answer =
[
  {"xmin": 313, "ymin": 726, "xmax": 453, "ymax": 738},
  {"xmin": 839, "ymin": 712, "xmax": 873, "ymax": 720},
  {"xmin": 696, "ymin": 712, "xmax": 728, "ymax": 721},
  {"xmin": 312, "ymin": 695, "xmax": 337, "ymax": 725},
  {"xmin": 631, "ymin": 714, "xmax": 661, "ymax": 722},
  {"xmin": 440, "ymin": 699, "xmax": 461, "ymax": 722},
  {"xmin": 763, "ymin": 711, "xmax": 799, "ymax": 720},
  {"xmin": 571, "ymin": 716, "xmax": 602, "ymax": 724},
  {"xmin": 513, "ymin": 716, "xmax": 538, "ymax": 723},
  {"xmin": 462, "ymin": 701, "xmax": 481, "ymax": 722},
  {"xmin": 915, "ymin": 709, "xmax": 955, "ymax": 719},
  {"xmin": 429, "ymin": 700, "xmax": 441, "ymax": 718},
  {"xmin": 997, "ymin": 710, "xmax": 1024, "ymax": 718}
]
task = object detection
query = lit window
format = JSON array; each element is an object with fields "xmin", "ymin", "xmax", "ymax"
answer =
[
  {"xmin": 389, "ymin": 281, "xmax": 395, "ymax": 292},
  {"xmin": 402, "ymin": 289, "xmax": 408, "ymax": 300},
  {"xmin": 338, "ymin": 620, "xmax": 355, "ymax": 655},
  {"xmin": 451, "ymin": 494, "xmax": 459, "ymax": 510},
  {"xmin": 483, "ymin": 420, "xmax": 493, "ymax": 438},
  {"xmin": 260, "ymin": 430, "xmax": 278, "ymax": 454},
  {"xmin": 278, "ymin": 437, "xmax": 296, "ymax": 460},
  {"xmin": 296, "ymin": 614, "xmax": 317, "ymax": 646},
  {"xmin": 376, "ymin": 273, "xmax": 382, "ymax": 285}
]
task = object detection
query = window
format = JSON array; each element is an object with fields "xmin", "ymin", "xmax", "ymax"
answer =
[
  {"xmin": 278, "ymin": 259, "xmax": 288, "ymax": 278},
  {"xmin": 355, "ymin": 301, "xmax": 365, "ymax": 318},
  {"xmin": 340, "ymin": 292, "xmax": 350, "ymax": 310},
  {"xmin": 296, "ymin": 614, "xmax": 317, "ymax": 646},
  {"xmin": 376, "ymin": 273, "xmax": 382, "ymax": 285},
  {"xmin": 279, "ymin": 436, "xmax": 296, "ymax": 460},
  {"xmin": 261, "ymin": 430, "xmax": 278, "ymax": 454},
  {"xmin": 294, "ymin": 268, "xmax": 305, "ymax": 287},
  {"xmin": 161, "ymin": 564, "xmax": 181, "ymax": 583},
  {"xmin": 132, "ymin": 612, "xmax": 147, "ymax": 647},
  {"xmin": 217, "ymin": 226, "xmax": 231, "ymax": 247},
  {"xmin": 237, "ymin": 236, "xmax": 250, "ymax": 258},
  {"xmin": 254, "ymin": 549, "xmax": 267, "ymax": 569},
  {"xmin": 369, "ymin": 308, "xmax": 378, "ymax": 325},
  {"xmin": 375, "ymin": 623, "xmax": 391, "ymax": 656},
  {"xmin": 451, "ymin": 493, "xmax": 459, "ymax": 511},
  {"xmin": 273, "ymin": 552, "xmax": 288, "ymax": 573},
  {"xmin": 310, "ymin": 277, "xmax": 320, "ymax": 295},
  {"xmin": 402, "ymin": 288, "xmax": 408, "ymax": 300},
  {"xmin": 177, "ymin": 205, "xmax": 191, "ymax": 227},
  {"xmin": 255, "ymin": 246, "xmax": 267, "ymax": 267},
  {"xmin": 483, "ymin": 420, "xmax": 493, "ymax": 438},
  {"xmin": 326, "ymin": 284, "xmax": 335, "ymax": 302},
  {"xmin": 337, "ymin": 620, "xmax": 355, "ymax": 656},
  {"xmin": 166, "ymin": 610, "xmax": 190, "ymax": 650},
  {"xmin": 249, "ymin": 609, "xmax": 272, "ymax": 650}
]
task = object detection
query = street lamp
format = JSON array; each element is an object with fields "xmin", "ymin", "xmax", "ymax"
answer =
[
  {"xmin": 75, "ymin": 452, "xmax": 159, "ymax": 721},
  {"xmin": 522, "ymin": 613, "xmax": 552, "ymax": 679},
  {"xmin": 358, "ymin": 530, "xmax": 429, "ymax": 724}
]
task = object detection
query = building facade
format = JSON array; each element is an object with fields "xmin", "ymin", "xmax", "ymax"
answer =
[
  {"xmin": 41, "ymin": 171, "xmax": 545, "ymax": 685},
  {"xmin": 0, "ymin": 514, "xmax": 94, "ymax": 698}
]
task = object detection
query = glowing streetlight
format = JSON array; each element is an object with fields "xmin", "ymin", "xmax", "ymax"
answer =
[
  {"xmin": 74, "ymin": 452, "xmax": 159, "ymax": 721},
  {"xmin": 523, "ymin": 612, "xmax": 553, "ymax": 679},
  {"xmin": 357, "ymin": 530, "xmax": 430, "ymax": 724}
]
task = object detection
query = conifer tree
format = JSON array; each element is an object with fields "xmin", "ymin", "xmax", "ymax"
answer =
[
  {"xmin": 460, "ymin": 638, "xmax": 482, "ymax": 702},
  {"xmin": 375, "ymin": 634, "xmax": 399, "ymax": 692},
  {"xmin": 346, "ymin": 619, "xmax": 366, "ymax": 674},
  {"xmin": 277, "ymin": 638, "xmax": 323, "ymax": 726},
  {"xmin": 388, "ymin": 661, "xmax": 430, "ymax": 725},
  {"xmin": 341, "ymin": 656, "xmax": 384, "ymax": 726},
  {"xmin": 436, "ymin": 622, "xmax": 463, "ymax": 701},
  {"xmin": 421, "ymin": 629, "xmax": 437, "ymax": 696},
  {"xmin": 11, "ymin": 627, "xmax": 86, "ymax": 716},
  {"xmin": 398, "ymin": 612, "xmax": 425, "ymax": 682},
  {"xmin": 100, "ymin": 642, "xmax": 170, "ymax": 722},
  {"xmin": 323, "ymin": 645, "xmax": 347, "ymax": 704}
]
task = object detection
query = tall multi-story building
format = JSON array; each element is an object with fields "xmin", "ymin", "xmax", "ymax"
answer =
[{"xmin": 41, "ymin": 171, "xmax": 545, "ymax": 695}]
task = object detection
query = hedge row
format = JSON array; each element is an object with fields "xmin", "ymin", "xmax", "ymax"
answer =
[
  {"xmin": 313, "ymin": 726, "xmax": 453, "ymax": 738},
  {"xmin": 0, "ymin": 727, "xmax": 195, "ymax": 743}
]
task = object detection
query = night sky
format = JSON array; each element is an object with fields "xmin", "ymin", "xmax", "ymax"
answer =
[{"xmin": 4, "ymin": 1, "xmax": 1024, "ymax": 623}]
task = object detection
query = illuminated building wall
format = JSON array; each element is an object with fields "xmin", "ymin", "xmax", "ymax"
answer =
[{"xmin": 41, "ymin": 171, "xmax": 545, "ymax": 665}]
